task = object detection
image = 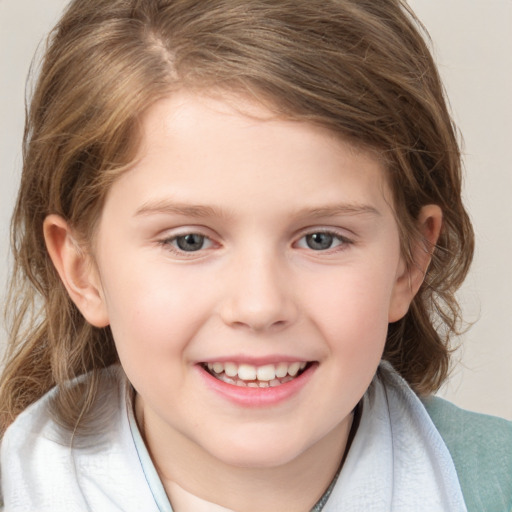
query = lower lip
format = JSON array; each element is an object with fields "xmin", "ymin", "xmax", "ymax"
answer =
[{"xmin": 196, "ymin": 364, "xmax": 317, "ymax": 408}]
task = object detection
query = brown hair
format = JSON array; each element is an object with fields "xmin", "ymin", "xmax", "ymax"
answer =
[{"xmin": 0, "ymin": 0, "xmax": 474, "ymax": 435}]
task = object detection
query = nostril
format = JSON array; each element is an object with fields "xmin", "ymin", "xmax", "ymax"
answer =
[{"xmin": 229, "ymin": 318, "xmax": 290, "ymax": 332}]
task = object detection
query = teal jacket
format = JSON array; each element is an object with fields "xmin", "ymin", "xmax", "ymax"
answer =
[{"xmin": 423, "ymin": 397, "xmax": 512, "ymax": 512}]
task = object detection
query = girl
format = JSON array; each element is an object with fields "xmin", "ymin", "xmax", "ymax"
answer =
[{"xmin": 1, "ymin": 0, "xmax": 511, "ymax": 510}]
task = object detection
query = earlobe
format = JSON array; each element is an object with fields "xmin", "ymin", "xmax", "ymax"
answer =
[
  {"xmin": 388, "ymin": 205, "xmax": 443, "ymax": 323},
  {"xmin": 43, "ymin": 214, "xmax": 109, "ymax": 328}
]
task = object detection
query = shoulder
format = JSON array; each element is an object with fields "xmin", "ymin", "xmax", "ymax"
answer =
[
  {"xmin": 2, "ymin": 366, "xmax": 124, "ymax": 450},
  {"xmin": 1, "ymin": 376, "xmax": 84, "ymax": 509},
  {"xmin": 0, "ymin": 366, "xmax": 148, "ymax": 511},
  {"xmin": 423, "ymin": 395, "xmax": 512, "ymax": 512}
]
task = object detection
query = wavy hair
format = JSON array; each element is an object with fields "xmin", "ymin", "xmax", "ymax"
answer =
[{"xmin": 0, "ymin": 0, "xmax": 474, "ymax": 435}]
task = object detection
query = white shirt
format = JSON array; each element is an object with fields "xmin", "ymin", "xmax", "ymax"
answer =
[{"xmin": 0, "ymin": 364, "xmax": 466, "ymax": 511}]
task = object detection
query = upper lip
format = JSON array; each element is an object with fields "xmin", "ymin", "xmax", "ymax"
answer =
[{"xmin": 198, "ymin": 355, "xmax": 313, "ymax": 366}]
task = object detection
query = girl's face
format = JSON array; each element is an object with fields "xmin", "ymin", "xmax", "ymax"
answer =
[{"xmin": 89, "ymin": 92, "xmax": 416, "ymax": 469}]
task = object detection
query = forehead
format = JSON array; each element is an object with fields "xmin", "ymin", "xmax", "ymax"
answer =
[{"xmin": 101, "ymin": 91, "xmax": 394, "ymax": 223}]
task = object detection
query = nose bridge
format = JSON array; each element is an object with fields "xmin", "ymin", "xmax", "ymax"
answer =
[{"xmin": 219, "ymin": 243, "xmax": 297, "ymax": 331}]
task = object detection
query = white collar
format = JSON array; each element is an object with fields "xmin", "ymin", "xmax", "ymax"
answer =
[{"xmin": 323, "ymin": 362, "xmax": 467, "ymax": 511}]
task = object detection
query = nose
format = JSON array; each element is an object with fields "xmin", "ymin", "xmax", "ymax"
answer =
[{"xmin": 218, "ymin": 251, "xmax": 298, "ymax": 332}]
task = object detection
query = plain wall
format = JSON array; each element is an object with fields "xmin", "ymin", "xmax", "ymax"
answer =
[{"xmin": 1, "ymin": 0, "xmax": 511, "ymax": 419}]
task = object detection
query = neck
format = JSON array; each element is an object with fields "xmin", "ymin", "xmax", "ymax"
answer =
[{"xmin": 135, "ymin": 396, "xmax": 353, "ymax": 512}]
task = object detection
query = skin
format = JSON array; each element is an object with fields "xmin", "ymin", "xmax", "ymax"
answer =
[{"xmin": 44, "ymin": 91, "xmax": 441, "ymax": 511}]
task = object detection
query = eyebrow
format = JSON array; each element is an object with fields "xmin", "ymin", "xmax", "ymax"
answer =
[
  {"xmin": 134, "ymin": 200, "xmax": 380, "ymax": 219},
  {"xmin": 296, "ymin": 204, "xmax": 381, "ymax": 219},
  {"xmin": 135, "ymin": 200, "xmax": 230, "ymax": 219}
]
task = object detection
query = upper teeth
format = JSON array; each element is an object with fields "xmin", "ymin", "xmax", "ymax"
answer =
[{"xmin": 206, "ymin": 361, "xmax": 307, "ymax": 382}]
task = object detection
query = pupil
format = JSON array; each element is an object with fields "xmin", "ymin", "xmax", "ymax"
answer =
[
  {"xmin": 307, "ymin": 232, "xmax": 333, "ymax": 250},
  {"xmin": 177, "ymin": 234, "xmax": 204, "ymax": 251}
]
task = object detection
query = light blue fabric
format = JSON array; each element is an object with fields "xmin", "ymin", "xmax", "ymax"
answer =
[
  {"xmin": 127, "ymin": 393, "xmax": 341, "ymax": 511},
  {"xmin": 127, "ymin": 402, "xmax": 174, "ymax": 512},
  {"xmin": 0, "ymin": 367, "xmax": 160, "ymax": 511}
]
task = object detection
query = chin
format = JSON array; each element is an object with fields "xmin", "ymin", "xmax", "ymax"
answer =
[{"xmin": 204, "ymin": 430, "xmax": 313, "ymax": 470}]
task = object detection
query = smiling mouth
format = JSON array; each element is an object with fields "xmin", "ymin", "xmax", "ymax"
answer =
[{"xmin": 201, "ymin": 361, "xmax": 312, "ymax": 388}]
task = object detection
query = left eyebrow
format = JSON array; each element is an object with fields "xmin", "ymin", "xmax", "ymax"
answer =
[{"xmin": 293, "ymin": 204, "xmax": 381, "ymax": 219}]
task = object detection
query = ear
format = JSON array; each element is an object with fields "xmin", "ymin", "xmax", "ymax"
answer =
[
  {"xmin": 388, "ymin": 205, "xmax": 443, "ymax": 323},
  {"xmin": 43, "ymin": 214, "xmax": 109, "ymax": 328}
]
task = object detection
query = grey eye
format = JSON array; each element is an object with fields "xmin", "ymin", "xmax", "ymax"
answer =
[
  {"xmin": 175, "ymin": 234, "xmax": 206, "ymax": 251},
  {"xmin": 305, "ymin": 232, "xmax": 335, "ymax": 250}
]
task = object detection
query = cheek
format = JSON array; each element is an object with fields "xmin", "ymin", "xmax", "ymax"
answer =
[
  {"xmin": 302, "ymin": 265, "xmax": 395, "ymax": 351},
  {"xmin": 100, "ymin": 259, "xmax": 214, "ymax": 358},
  {"xmin": 306, "ymin": 268, "xmax": 395, "ymax": 406}
]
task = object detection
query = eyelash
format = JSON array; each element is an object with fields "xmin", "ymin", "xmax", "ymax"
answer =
[
  {"xmin": 295, "ymin": 230, "xmax": 353, "ymax": 253},
  {"xmin": 158, "ymin": 233, "xmax": 214, "ymax": 256},
  {"xmin": 157, "ymin": 228, "xmax": 354, "ymax": 257}
]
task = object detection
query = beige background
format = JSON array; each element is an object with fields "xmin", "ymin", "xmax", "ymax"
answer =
[{"xmin": 1, "ymin": 1, "xmax": 511, "ymax": 419}]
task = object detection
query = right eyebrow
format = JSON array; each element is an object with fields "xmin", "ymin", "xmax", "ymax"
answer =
[{"xmin": 134, "ymin": 200, "xmax": 231, "ymax": 219}]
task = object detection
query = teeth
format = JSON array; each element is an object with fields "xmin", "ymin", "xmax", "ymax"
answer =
[
  {"xmin": 238, "ymin": 364, "xmax": 257, "ymax": 381},
  {"xmin": 204, "ymin": 361, "xmax": 309, "ymax": 386},
  {"xmin": 224, "ymin": 362, "xmax": 238, "ymax": 378},
  {"xmin": 257, "ymin": 364, "xmax": 276, "ymax": 382},
  {"xmin": 275, "ymin": 362, "xmax": 288, "ymax": 378},
  {"xmin": 288, "ymin": 362, "xmax": 301, "ymax": 377},
  {"xmin": 212, "ymin": 362, "xmax": 224, "ymax": 374}
]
